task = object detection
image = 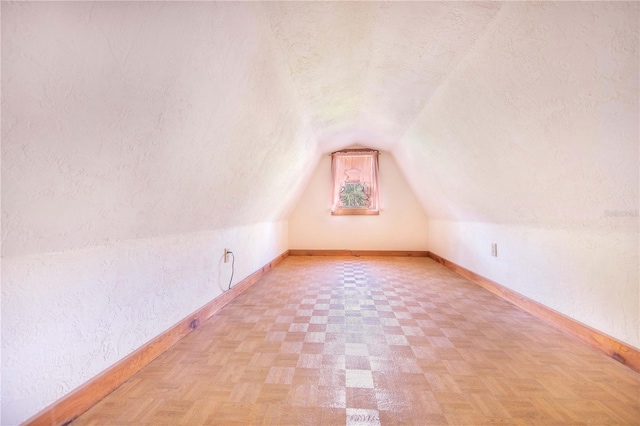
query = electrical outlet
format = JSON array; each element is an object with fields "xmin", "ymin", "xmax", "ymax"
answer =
[
  {"xmin": 491, "ymin": 243, "xmax": 498, "ymax": 257},
  {"xmin": 224, "ymin": 248, "xmax": 229, "ymax": 263}
]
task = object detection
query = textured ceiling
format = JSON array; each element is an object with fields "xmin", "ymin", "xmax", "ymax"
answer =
[
  {"xmin": 2, "ymin": 1, "xmax": 638, "ymax": 256},
  {"xmin": 395, "ymin": 2, "xmax": 638, "ymax": 225},
  {"xmin": 263, "ymin": 1, "xmax": 502, "ymax": 152}
]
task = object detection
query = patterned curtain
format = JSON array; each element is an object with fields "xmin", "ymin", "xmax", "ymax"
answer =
[{"xmin": 331, "ymin": 149, "xmax": 380, "ymax": 213}]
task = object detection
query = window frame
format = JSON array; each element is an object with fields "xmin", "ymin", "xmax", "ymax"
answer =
[{"xmin": 330, "ymin": 148, "xmax": 380, "ymax": 216}]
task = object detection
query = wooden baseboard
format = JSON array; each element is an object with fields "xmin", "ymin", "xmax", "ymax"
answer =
[
  {"xmin": 427, "ymin": 251, "xmax": 640, "ymax": 373},
  {"xmin": 289, "ymin": 249, "xmax": 429, "ymax": 257},
  {"xmin": 24, "ymin": 250, "xmax": 290, "ymax": 426}
]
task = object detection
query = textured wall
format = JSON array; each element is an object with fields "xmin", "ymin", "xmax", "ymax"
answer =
[
  {"xmin": 397, "ymin": 2, "xmax": 639, "ymax": 348},
  {"xmin": 1, "ymin": 2, "xmax": 307, "ymax": 424},
  {"xmin": 428, "ymin": 220, "xmax": 639, "ymax": 348},
  {"xmin": 2, "ymin": 2, "xmax": 316, "ymax": 258},
  {"xmin": 2, "ymin": 222, "xmax": 287, "ymax": 424},
  {"xmin": 2, "ymin": 1, "xmax": 639, "ymax": 424},
  {"xmin": 396, "ymin": 2, "xmax": 638, "ymax": 227},
  {"xmin": 289, "ymin": 152, "xmax": 429, "ymax": 251}
]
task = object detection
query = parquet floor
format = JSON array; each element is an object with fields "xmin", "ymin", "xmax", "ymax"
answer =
[{"xmin": 75, "ymin": 256, "xmax": 640, "ymax": 425}]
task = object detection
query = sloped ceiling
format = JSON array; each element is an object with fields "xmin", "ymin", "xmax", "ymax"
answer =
[
  {"xmin": 2, "ymin": 1, "xmax": 637, "ymax": 256},
  {"xmin": 395, "ymin": 2, "xmax": 638, "ymax": 227},
  {"xmin": 264, "ymin": 1, "xmax": 637, "ymax": 228},
  {"xmin": 263, "ymin": 1, "xmax": 501, "ymax": 149}
]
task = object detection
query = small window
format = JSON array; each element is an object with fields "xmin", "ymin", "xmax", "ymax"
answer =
[{"xmin": 331, "ymin": 149, "xmax": 380, "ymax": 215}]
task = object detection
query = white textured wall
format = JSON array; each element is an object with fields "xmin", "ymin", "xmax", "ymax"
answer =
[
  {"xmin": 2, "ymin": 222, "xmax": 287, "ymax": 425},
  {"xmin": 395, "ymin": 2, "xmax": 638, "ymax": 227},
  {"xmin": 2, "ymin": 2, "xmax": 316, "ymax": 258},
  {"xmin": 428, "ymin": 220, "xmax": 639, "ymax": 348},
  {"xmin": 2, "ymin": 1, "xmax": 638, "ymax": 424},
  {"xmin": 1, "ymin": 3, "xmax": 310, "ymax": 424},
  {"xmin": 397, "ymin": 2, "xmax": 639, "ymax": 348},
  {"xmin": 289, "ymin": 153, "xmax": 429, "ymax": 250}
]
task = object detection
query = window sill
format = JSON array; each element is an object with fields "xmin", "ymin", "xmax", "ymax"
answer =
[{"xmin": 331, "ymin": 209, "xmax": 380, "ymax": 216}]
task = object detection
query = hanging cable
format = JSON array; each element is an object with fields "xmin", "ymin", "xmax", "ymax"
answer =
[{"xmin": 227, "ymin": 251, "xmax": 235, "ymax": 290}]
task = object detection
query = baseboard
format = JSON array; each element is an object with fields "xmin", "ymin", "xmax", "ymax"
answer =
[
  {"xmin": 427, "ymin": 251, "xmax": 640, "ymax": 373},
  {"xmin": 289, "ymin": 249, "xmax": 429, "ymax": 257},
  {"xmin": 23, "ymin": 250, "xmax": 290, "ymax": 426}
]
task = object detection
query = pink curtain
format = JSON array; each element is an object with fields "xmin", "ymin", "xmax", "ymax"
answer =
[{"xmin": 331, "ymin": 150, "xmax": 380, "ymax": 213}]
